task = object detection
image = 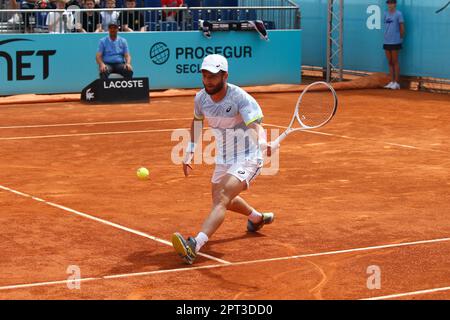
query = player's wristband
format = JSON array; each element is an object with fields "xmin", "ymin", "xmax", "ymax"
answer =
[
  {"xmin": 186, "ymin": 142, "xmax": 196, "ymax": 153},
  {"xmin": 260, "ymin": 137, "xmax": 267, "ymax": 147}
]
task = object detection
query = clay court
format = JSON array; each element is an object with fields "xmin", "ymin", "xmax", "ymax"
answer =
[{"xmin": 0, "ymin": 85, "xmax": 449, "ymax": 300}]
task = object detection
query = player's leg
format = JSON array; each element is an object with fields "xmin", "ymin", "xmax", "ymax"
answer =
[
  {"xmin": 228, "ymin": 196, "xmax": 252, "ymax": 215},
  {"xmin": 211, "ymin": 160, "xmax": 267, "ymax": 221},
  {"xmin": 212, "ymin": 181, "xmax": 271, "ymax": 222},
  {"xmin": 391, "ymin": 49, "xmax": 400, "ymax": 88},
  {"xmin": 384, "ymin": 49, "xmax": 395, "ymax": 87},
  {"xmin": 222, "ymin": 160, "xmax": 274, "ymax": 232},
  {"xmin": 212, "ymin": 183, "xmax": 251, "ymax": 216},
  {"xmin": 201, "ymin": 174, "xmax": 247, "ymax": 237},
  {"xmin": 172, "ymin": 161, "xmax": 273, "ymax": 264},
  {"xmin": 226, "ymin": 194, "xmax": 273, "ymax": 231},
  {"xmin": 172, "ymin": 174, "xmax": 246, "ymax": 264}
]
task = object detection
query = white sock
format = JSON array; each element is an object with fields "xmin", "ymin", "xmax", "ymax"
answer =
[
  {"xmin": 194, "ymin": 232, "xmax": 209, "ymax": 253},
  {"xmin": 248, "ymin": 209, "xmax": 263, "ymax": 223}
]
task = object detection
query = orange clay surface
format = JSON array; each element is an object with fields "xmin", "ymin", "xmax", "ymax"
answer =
[{"xmin": 0, "ymin": 88, "xmax": 449, "ymax": 300}]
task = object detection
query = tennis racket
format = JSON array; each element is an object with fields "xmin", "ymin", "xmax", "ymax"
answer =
[
  {"xmin": 436, "ymin": 1, "xmax": 450, "ymax": 13},
  {"xmin": 269, "ymin": 81, "xmax": 338, "ymax": 152}
]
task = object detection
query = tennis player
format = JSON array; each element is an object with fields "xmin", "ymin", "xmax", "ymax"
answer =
[
  {"xmin": 172, "ymin": 54, "xmax": 275, "ymax": 264},
  {"xmin": 383, "ymin": 0, "xmax": 405, "ymax": 90}
]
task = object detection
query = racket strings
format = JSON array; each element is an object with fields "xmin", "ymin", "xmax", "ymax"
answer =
[{"xmin": 297, "ymin": 84, "xmax": 336, "ymax": 128}]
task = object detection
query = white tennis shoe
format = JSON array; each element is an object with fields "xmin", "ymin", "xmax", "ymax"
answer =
[
  {"xmin": 384, "ymin": 82, "xmax": 395, "ymax": 89},
  {"xmin": 392, "ymin": 82, "xmax": 401, "ymax": 90}
]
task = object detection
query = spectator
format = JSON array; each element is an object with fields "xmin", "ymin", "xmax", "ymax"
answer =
[
  {"xmin": 7, "ymin": 0, "xmax": 22, "ymax": 25},
  {"xmin": 119, "ymin": 0, "xmax": 146, "ymax": 32},
  {"xmin": 100, "ymin": 0, "xmax": 119, "ymax": 31},
  {"xmin": 46, "ymin": 0, "xmax": 57, "ymax": 9},
  {"xmin": 76, "ymin": 0, "xmax": 102, "ymax": 32},
  {"xmin": 161, "ymin": 0, "xmax": 183, "ymax": 22},
  {"xmin": 10, "ymin": 0, "xmax": 37, "ymax": 32},
  {"xmin": 65, "ymin": 0, "xmax": 83, "ymax": 30},
  {"xmin": 96, "ymin": 22, "xmax": 134, "ymax": 79},
  {"xmin": 383, "ymin": 0, "xmax": 405, "ymax": 90},
  {"xmin": 46, "ymin": 0, "xmax": 75, "ymax": 33},
  {"xmin": 65, "ymin": 0, "xmax": 83, "ymax": 8}
]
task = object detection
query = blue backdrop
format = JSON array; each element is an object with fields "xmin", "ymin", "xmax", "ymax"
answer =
[
  {"xmin": 0, "ymin": 30, "xmax": 302, "ymax": 95},
  {"xmin": 295, "ymin": 0, "xmax": 450, "ymax": 79}
]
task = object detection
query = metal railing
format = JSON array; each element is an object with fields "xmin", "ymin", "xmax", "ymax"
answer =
[
  {"xmin": 0, "ymin": 5, "xmax": 301, "ymax": 34},
  {"xmin": 239, "ymin": 0, "xmax": 297, "ymax": 6}
]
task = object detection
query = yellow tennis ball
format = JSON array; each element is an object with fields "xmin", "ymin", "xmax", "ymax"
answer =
[{"xmin": 136, "ymin": 167, "xmax": 149, "ymax": 180}]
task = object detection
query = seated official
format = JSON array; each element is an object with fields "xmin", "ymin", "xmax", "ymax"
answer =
[{"xmin": 96, "ymin": 22, "xmax": 133, "ymax": 79}]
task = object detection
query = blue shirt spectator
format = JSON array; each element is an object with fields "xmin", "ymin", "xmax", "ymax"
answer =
[
  {"xmin": 384, "ymin": 10, "xmax": 404, "ymax": 45},
  {"xmin": 383, "ymin": 0, "xmax": 405, "ymax": 91},
  {"xmin": 97, "ymin": 35, "xmax": 129, "ymax": 64},
  {"xmin": 96, "ymin": 23, "xmax": 133, "ymax": 79}
]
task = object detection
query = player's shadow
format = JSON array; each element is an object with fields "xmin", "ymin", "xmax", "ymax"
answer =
[
  {"xmin": 104, "ymin": 251, "xmax": 174, "ymax": 276},
  {"xmin": 202, "ymin": 232, "xmax": 267, "ymax": 255},
  {"xmin": 104, "ymin": 233, "xmax": 266, "ymax": 276},
  {"xmin": 207, "ymin": 232, "xmax": 266, "ymax": 246},
  {"xmin": 104, "ymin": 248, "xmax": 227, "ymax": 276}
]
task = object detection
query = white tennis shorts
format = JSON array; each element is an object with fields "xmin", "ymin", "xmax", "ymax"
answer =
[{"xmin": 211, "ymin": 159, "xmax": 263, "ymax": 188}]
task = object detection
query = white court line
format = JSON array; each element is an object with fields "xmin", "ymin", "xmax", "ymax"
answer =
[
  {"xmin": 263, "ymin": 123, "xmax": 449, "ymax": 154},
  {"xmin": 384, "ymin": 142, "xmax": 425, "ymax": 150},
  {"xmin": 0, "ymin": 118, "xmax": 192, "ymax": 130},
  {"xmin": 0, "ymin": 184, "xmax": 230, "ymax": 265},
  {"xmin": 0, "ymin": 264, "xmax": 227, "ymax": 291},
  {"xmin": 103, "ymin": 236, "xmax": 450, "ymax": 279},
  {"xmin": 0, "ymin": 278, "xmax": 100, "ymax": 291},
  {"xmin": 1, "ymin": 229, "xmax": 449, "ymax": 291},
  {"xmin": 362, "ymin": 286, "xmax": 450, "ymax": 300},
  {"xmin": 0, "ymin": 122, "xmax": 447, "ymax": 155},
  {"xmin": 0, "ymin": 128, "xmax": 189, "ymax": 141}
]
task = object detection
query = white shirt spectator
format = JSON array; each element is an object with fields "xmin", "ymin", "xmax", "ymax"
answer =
[
  {"xmin": 100, "ymin": 11, "xmax": 120, "ymax": 31},
  {"xmin": 46, "ymin": 11, "xmax": 75, "ymax": 33}
]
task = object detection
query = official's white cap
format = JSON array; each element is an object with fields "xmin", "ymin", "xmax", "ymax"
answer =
[{"xmin": 201, "ymin": 54, "xmax": 228, "ymax": 73}]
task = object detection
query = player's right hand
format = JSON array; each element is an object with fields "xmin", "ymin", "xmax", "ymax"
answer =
[
  {"xmin": 267, "ymin": 143, "xmax": 273, "ymax": 157},
  {"xmin": 99, "ymin": 63, "xmax": 107, "ymax": 73},
  {"xmin": 182, "ymin": 162, "xmax": 193, "ymax": 177},
  {"xmin": 182, "ymin": 152, "xmax": 194, "ymax": 177}
]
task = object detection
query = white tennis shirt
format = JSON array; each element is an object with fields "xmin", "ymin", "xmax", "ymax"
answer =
[{"xmin": 194, "ymin": 83, "xmax": 264, "ymax": 165}]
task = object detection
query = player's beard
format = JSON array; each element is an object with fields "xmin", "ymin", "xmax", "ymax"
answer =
[{"xmin": 203, "ymin": 79, "xmax": 225, "ymax": 96}]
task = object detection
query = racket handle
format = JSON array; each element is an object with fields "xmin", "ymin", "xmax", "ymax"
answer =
[{"xmin": 270, "ymin": 130, "xmax": 289, "ymax": 152}]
